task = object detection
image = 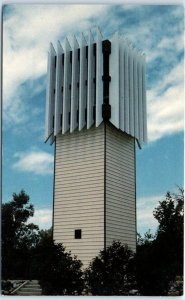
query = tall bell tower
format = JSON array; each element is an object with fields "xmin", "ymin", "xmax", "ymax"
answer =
[{"xmin": 45, "ymin": 28, "xmax": 147, "ymax": 268}]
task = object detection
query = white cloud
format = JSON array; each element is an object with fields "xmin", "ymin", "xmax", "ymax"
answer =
[
  {"xmin": 147, "ymin": 33, "xmax": 184, "ymax": 63},
  {"xmin": 3, "ymin": 4, "xmax": 107, "ymax": 124},
  {"xmin": 13, "ymin": 150, "xmax": 54, "ymax": 175},
  {"xmin": 137, "ymin": 195, "xmax": 163, "ymax": 235},
  {"xmin": 28, "ymin": 208, "xmax": 52, "ymax": 230},
  {"xmin": 3, "ymin": 5, "xmax": 184, "ymax": 143},
  {"xmin": 147, "ymin": 60, "xmax": 184, "ymax": 142}
]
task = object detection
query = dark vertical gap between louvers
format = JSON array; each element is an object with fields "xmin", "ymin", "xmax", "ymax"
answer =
[
  {"xmin": 93, "ymin": 43, "xmax": 96, "ymax": 121},
  {"xmin": 76, "ymin": 48, "xmax": 80, "ymax": 124},
  {"xmin": 85, "ymin": 45, "xmax": 88, "ymax": 123},
  {"xmin": 61, "ymin": 54, "xmax": 64, "ymax": 129},
  {"xmin": 102, "ymin": 40, "xmax": 111, "ymax": 121},
  {"xmin": 68, "ymin": 51, "xmax": 72, "ymax": 125},
  {"xmin": 53, "ymin": 55, "xmax": 57, "ymax": 131}
]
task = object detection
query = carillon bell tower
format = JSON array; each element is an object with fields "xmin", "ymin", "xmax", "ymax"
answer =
[{"xmin": 45, "ymin": 28, "xmax": 147, "ymax": 268}]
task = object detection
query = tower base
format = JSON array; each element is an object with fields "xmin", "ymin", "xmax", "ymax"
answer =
[{"xmin": 53, "ymin": 122, "xmax": 136, "ymax": 268}]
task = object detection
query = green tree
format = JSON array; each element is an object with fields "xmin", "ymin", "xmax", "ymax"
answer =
[
  {"xmin": 136, "ymin": 187, "xmax": 184, "ymax": 296},
  {"xmin": 84, "ymin": 241, "xmax": 136, "ymax": 295},
  {"xmin": 136, "ymin": 232, "xmax": 172, "ymax": 295},
  {"xmin": 154, "ymin": 187, "xmax": 184, "ymax": 276},
  {"xmin": 32, "ymin": 233, "xmax": 84, "ymax": 295},
  {"xmin": 2, "ymin": 192, "xmax": 84, "ymax": 295},
  {"xmin": 2, "ymin": 190, "xmax": 39, "ymax": 279}
]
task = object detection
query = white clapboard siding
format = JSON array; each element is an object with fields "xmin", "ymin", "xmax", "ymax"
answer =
[
  {"xmin": 87, "ymin": 30, "xmax": 95, "ymax": 129},
  {"xmin": 54, "ymin": 124, "xmax": 105, "ymax": 268},
  {"xmin": 45, "ymin": 43, "xmax": 56, "ymax": 141},
  {"xmin": 62, "ymin": 38, "xmax": 71, "ymax": 134},
  {"xmin": 54, "ymin": 122, "xmax": 137, "ymax": 267},
  {"xmin": 54, "ymin": 41, "xmax": 63, "ymax": 136},
  {"xmin": 106, "ymin": 123, "xmax": 136, "ymax": 251},
  {"xmin": 70, "ymin": 35, "xmax": 79, "ymax": 133}
]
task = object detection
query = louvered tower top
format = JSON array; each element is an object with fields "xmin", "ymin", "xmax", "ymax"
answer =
[{"xmin": 45, "ymin": 28, "xmax": 147, "ymax": 147}]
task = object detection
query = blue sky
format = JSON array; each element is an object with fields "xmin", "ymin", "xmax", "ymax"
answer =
[{"xmin": 2, "ymin": 4, "xmax": 184, "ymax": 235}]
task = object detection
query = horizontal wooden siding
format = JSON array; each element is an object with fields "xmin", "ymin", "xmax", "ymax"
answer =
[
  {"xmin": 53, "ymin": 124, "xmax": 105, "ymax": 268},
  {"xmin": 106, "ymin": 123, "xmax": 136, "ymax": 251}
]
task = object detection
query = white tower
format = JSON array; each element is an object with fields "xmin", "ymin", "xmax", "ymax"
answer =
[{"xmin": 45, "ymin": 29, "xmax": 147, "ymax": 268}]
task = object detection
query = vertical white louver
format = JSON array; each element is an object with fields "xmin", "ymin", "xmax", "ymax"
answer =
[
  {"xmin": 124, "ymin": 39, "xmax": 130, "ymax": 135},
  {"xmin": 96, "ymin": 28, "xmax": 103, "ymax": 127},
  {"xmin": 133, "ymin": 48, "xmax": 139, "ymax": 140},
  {"xmin": 45, "ymin": 43, "xmax": 56, "ymax": 141},
  {"xmin": 119, "ymin": 37, "xmax": 125, "ymax": 133},
  {"xmin": 62, "ymin": 38, "xmax": 71, "ymax": 134},
  {"xmin": 138, "ymin": 53, "xmax": 144, "ymax": 144},
  {"xmin": 128, "ymin": 44, "xmax": 134, "ymax": 137},
  {"xmin": 49, "ymin": 133, "xmax": 55, "ymax": 145},
  {"xmin": 45, "ymin": 53, "xmax": 50, "ymax": 141},
  {"xmin": 142, "ymin": 54, "xmax": 147, "ymax": 143},
  {"xmin": 70, "ymin": 35, "xmax": 79, "ymax": 133},
  {"xmin": 45, "ymin": 30, "xmax": 147, "ymax": 147},
  {"xmin": 79, "ymin": 33, "xmax": 87, "ymax": 131},
  {"xmin": 109, "ymin": 32, "xmax": 119, "ymax": 129},
  {"xmin": 87, "ymin": 30, "xmax": 95, "ymax": 130},
  {"xmin": 54, "ymin": 41, "xmax": 63, "ymax": 136}
]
